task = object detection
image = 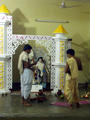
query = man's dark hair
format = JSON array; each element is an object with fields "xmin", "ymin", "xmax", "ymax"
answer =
[
  {"xmin": 67, "ymin": 49, "xmax": 75, "ymax": 56},
  {"xmin": 23, "ymin": 44, "xmax": 32, "ymax": 51}
]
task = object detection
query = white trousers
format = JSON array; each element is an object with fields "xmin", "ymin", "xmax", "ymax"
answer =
[{"xmin": 20, "ymin": 68, "xmax": 33, "ymax": 99}]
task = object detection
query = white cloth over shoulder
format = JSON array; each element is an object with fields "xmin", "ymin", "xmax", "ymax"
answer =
[
  {"xmin": 29, "ymin": 50, "xmax": 34, "ymax": 60},
  {"xmin": 18, "ymin": 51, "xmax": 29, "ymax": 74}
]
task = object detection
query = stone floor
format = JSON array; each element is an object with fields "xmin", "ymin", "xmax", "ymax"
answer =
[{"xmin": 0, "ymin": 91, "xmax": 90, "ymax": 120}]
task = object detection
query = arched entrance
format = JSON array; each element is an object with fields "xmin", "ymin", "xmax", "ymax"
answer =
[{"xmin": 12, "ymin": 35, "xmax": 52, "ymax": 91}]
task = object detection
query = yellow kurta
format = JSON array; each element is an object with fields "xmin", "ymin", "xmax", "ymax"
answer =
[{"xmin": 64, "ymin": 57, "xmax": 79, "ymax": 104}]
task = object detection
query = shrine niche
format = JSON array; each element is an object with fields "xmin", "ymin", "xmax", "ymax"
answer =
[
  {"xmin": 13, "ymin": 40, "xmax": 51, "ymax": 91},
  {"xmin": 0, "ymin": 5, "xmax": 71, "ymax": 94}
]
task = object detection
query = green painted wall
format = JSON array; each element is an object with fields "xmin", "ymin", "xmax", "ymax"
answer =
[{"xmin": 0, "ymin": 0, "xmax": 90, "ymax": 83}]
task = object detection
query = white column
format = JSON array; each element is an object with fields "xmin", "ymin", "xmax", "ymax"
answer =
[
  {"xmin": 0, "ymin": 14, "xmax": 11, "ymax": 94},
  {"xmin": 53, "ymin": 33, "xmax": 67, "ymax": 93}
]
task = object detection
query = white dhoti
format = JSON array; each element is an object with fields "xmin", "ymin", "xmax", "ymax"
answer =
[{"xmin": 20, "ymin": 68, "xmax": 33, "ymax": 99}]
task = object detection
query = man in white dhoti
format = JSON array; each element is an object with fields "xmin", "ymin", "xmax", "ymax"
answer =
[{"xmin": 18, "ymin": 44, "xmax": 35, "ymax": 106}]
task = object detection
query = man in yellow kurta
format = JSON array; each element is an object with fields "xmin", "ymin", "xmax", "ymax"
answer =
[{"xmin": 64, "ymin": 49, "xmax": 80, "ymax": 108}]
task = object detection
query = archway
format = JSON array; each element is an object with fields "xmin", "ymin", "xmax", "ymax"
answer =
[{"xmin": 12, "ymin": 36, "xmax": 52, "ymax": 91}]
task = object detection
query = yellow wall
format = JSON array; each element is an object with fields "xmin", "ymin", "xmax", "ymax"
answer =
[
  {"xmin": 0, "ymin": 0, "xmax": 90, "ymax": 83},
  {"xmin": 88, "ymin": 6, "xmax": 90, "ymax": 80}
]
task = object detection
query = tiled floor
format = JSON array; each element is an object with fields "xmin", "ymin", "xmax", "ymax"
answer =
[{"xmin": 0, "ymin": 92, "xmax": 90, "ymax": 120}]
